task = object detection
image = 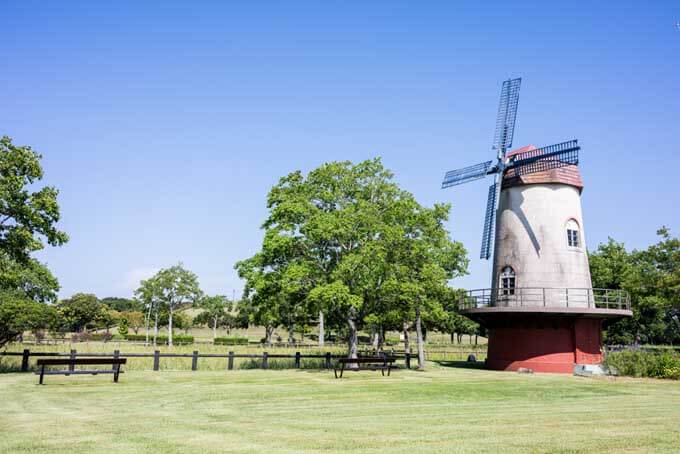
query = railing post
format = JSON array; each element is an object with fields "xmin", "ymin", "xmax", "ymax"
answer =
[
  {"xmin": 295, "ymin": 351, "xmax": 301, "ymax": 368},
  {"xmin": 153, "ymin": 350, "xmax": 160, "ymax": 371},
  {"xmin": 69, "ymin": 349, "xmax": 76, "ymax": 372},
  {"xmin": 21, "ymin": 349, "xmax": 30, "ymax": 372},
  {"xmin": 228, "ymin": 351, "xmax": 234, "ymax": 370},
  {"xmin": 325, "ymin": 352, "xmax": 331, "ymax": 369},
  {"xmin": 262, "ymin": 352, "xmax": 269, "ymax": 369},
  {"xmin": 192, "ymin": 350, "xmax": 198, "ymax": 371}
]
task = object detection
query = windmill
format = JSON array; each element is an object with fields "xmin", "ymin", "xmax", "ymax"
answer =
[
  {"xmin": 441, "ymin": 78, "xmax": 632, "ymax": 374},
  {"xmin": 441, "ymin": 78, "xmax": 580, "ymax": 260}
]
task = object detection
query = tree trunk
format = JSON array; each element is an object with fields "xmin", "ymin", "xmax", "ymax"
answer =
[
  {"xmin": 318, "ymin": 310, "xmax": 325, "ymax": 348},
  {"xmin": 415, "ymin": 306, "xmax": 425, "ymax": 370},
  {"xmin": 153, "ymin": 311, "xmax": 159, "ymax": 346},
  {"xmin": 145, "ymin": 306, "xmax": 151, "ymax": 345},
  {"xmin": 378, "ymin": 325, "xmax": 385, "ymax": 351},
  {"xmin": 265, "ymin": 324, "xmax": 274, "ymax": 346},
  {"xmin": 288, "ymin": 325, "xmax": 295, "ymax": 345},
  {"xmin": 168, "ymin": 307, "xmax": 174, "ymax": 347},
  {"xmin": 403, "ymin": 322, "xmax": 410, "ymax": 353},
  {"xmin": 450, "ymin": 332, "xmax": 455, "ymax": 343},
  {"xmin": 371, "ymin": 326, "xmax": 379, "ymax": 352},
  {"xmin": 347, "ymin": 310, "xmax": 359, "ymax": 366},
  {"xmin": 213, "ymin": 317, "xmax": 217, "ymax": 341}
]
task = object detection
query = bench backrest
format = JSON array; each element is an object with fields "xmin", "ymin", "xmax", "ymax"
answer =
[
  {"xmin": 36, "ymin": 358, "xmax": 127, "ymax": 366},
  {"xmin": 338, "ymin": 357, "xmax": 395, "ymax": 364}
]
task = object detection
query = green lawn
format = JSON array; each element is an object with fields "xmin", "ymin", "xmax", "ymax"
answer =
[{"xmin": 0, "ymin": 365, "xmax": 678, "ymax": 453}]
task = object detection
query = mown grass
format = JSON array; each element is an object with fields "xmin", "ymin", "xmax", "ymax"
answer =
[{"xmin": 0, "ymin": 366, "xmax": 678, "ymax": 453}]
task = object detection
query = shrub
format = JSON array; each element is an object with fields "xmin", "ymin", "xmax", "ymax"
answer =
[
  {"xmin": 124, "ymin": 334, "xmax": 194, "ymax": 345},
  {"xmin": 214, "ymin": 336, "xmax": 249, "ymax": 345},
  {"xmin": 605, "ymin": 350, "xmax": 680, "ymax": 380}
]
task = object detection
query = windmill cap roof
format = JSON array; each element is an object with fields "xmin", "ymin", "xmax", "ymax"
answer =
[{"xmin": 503, "ymin": 144, "xmax": 584, "ymax": 192}]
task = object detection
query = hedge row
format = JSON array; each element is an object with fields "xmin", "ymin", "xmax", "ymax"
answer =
[
  {"xmin": 124, "ymin": 334, "xmax": 195, "ymax": 344},
  {"xmin": 214, "ymin": 336, "xmax": 249, "ymax": 345},
  {"xmin": 605, "ymin": 350, "xmax": 680, "ymax": 380}
]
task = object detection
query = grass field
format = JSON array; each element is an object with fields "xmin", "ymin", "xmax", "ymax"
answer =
[{"xmin": 1, "ymin": 365, "xmax": 679, "ymax": 453}]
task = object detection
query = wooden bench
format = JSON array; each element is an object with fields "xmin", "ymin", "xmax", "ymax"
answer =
[
  {"xmin": 35, "ymin": 358, "xmax": 127, "ymax": 384},
  {"xmin": 334, "ymin": 357, "xmax": 395, "ymax": 378}
]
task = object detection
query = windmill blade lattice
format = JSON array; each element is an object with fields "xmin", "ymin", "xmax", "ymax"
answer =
[
  {"xmin": 492, "ymin": 78, "xmax": 522, "ymax": 154},
  {"xmin": 441, "ymin": 160, "xmax": 494, "ymax": 188},
  {"xmin": 480, "ymin": 181, "xmax": 499, "ymax": 259},
  {"xmin": 508, "ymin": 140, "xmax": 580, "ymax": 177}
]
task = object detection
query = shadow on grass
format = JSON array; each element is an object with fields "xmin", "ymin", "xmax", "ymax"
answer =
[{"xmin": 433, "ymin": 360, "xmax": 486, "ymax": 370}]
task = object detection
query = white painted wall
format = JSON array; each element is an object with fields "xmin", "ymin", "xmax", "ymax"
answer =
[{"xmin": 491, "ymin": 183, "xmax": 593, "ymax": 308}]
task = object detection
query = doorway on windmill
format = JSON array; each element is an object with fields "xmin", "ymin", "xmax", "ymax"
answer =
[{"xmin": 500, "ymin": 266, "xmax": 516, "ymax": 296}]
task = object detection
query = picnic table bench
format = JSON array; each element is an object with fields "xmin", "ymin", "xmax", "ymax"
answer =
[
  {"xmin": 35, "ymin": 358, "xmax": 127, "ymax": 384},
  {"xmin": 334, "ymin": 356, "xmax": 395, "ymax": 378}
]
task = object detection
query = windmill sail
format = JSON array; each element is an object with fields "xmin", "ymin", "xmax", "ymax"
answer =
[
  {"xmin": 441, "ymin": 160, "xmax": 494, "ymax": 188},
  {"xmin": 492, "ymin": 78, "xmax": 522, "ymax": 154},
  {"xmin": 480, "ymin": 182, "xmax": 498, "ymax": 259},
  {"xmin": 508, "ymin": 140, "xmax": 580, "ymax": 177}
]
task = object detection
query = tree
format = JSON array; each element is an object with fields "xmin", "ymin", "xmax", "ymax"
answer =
[
  {"xmin": 194, "ymin": 295, "xmax": 233, "ymax": 341},
  {"xmin": 590, "ymin": 228, "xmax": 680, "ymax": 345},
  {"xmin": 0, "ymin": 136, "xmax": 68, "ymax": 346},
  {"xmin": 134, "ymin": 276, "xmax": 162, "ymax": 345},
  {"xmin": 237, "ymin": 158, "xmax": 467, "ymax": 365},
  {"xmin": 151, "ymin": 264, "xmax": 202, "ymax": 346},
  {"xmin": 122, "ymin": 310, "xmax": 145, "ymax": 334},
  {"xmin": 100, "ymin": 297, "xmax": 141, "ymax": 312},
  {"xmin": 56, "ymin": 293, "xmax": 105, "ymax": 333}
]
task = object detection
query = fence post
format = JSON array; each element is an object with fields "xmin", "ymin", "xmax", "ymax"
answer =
[
  {"xmin": 262, "ymin": 352, "xmax": 269, "ymax": 370},
  {"xmin": 21, "ymin": 349, "xmax": 30, "ymax": 372},
  {"xmin": 405, "ymin": 352, "xmax": 411, "ymax": 369},
  {"xmin": 325, "ymin": 352, "xmax": 331, "ymax": 369},
  {"xmin": 295, "ymin": 351, "xmax": 301, "ymax": 368},
  {"xmin": 192, "ymin": 350, "xmax": 198, "ymax": 371},
  {"xmin": 69, "ymin": 349, "xmax": 76, "ymax": 372},
  {"xmin": 113, "ymin": 349, "xmax": 120, "ymax": 360},
  {"xmin": 228, "ymin": 351, "xmax": 234, "ymax": 370},
  {"xmin": 153, "ymin": 350, "xmax": 160, "ymax": 371}
]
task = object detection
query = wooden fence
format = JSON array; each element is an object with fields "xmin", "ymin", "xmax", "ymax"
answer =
[{"xmin": 1, "ymin": 349, "xmax": 423, "ymax": 372}]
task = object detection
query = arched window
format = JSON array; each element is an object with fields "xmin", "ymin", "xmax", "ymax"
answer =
[
  {"xmin": 566, "ymin": 219, "xmax": 581, "ymax": 248},
  {"xmin": 500, "ymin": 266, "xmax": 515, "ymax": 296}
]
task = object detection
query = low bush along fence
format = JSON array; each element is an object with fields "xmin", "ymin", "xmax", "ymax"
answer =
[
  {"xmin": 604, "ymin": 349, "xmax": 680, "ymax": 380},
  {"xmin": 214, "ymin": 336, "xmax": 249, "ymax": 345}
]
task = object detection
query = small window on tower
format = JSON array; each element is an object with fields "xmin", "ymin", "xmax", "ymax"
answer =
[
  {"xmin": 500, "ymin": 266, "xmax": 515, "ymax": 296},
  {"xmin": 566, "ymin": 219, "xmax": 580, "ymax": 248}
]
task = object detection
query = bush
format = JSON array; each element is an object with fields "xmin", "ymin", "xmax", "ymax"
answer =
[
  {"xmin": 605, "ymin": 350, "xmax": 680, "ymax": 379},
  {"xmin": 214, "ymin": 336, "xmax": 249, "ymax": 345},
  {"xmin": 124, "ymin": 334, "xmax": 194, "ymax": 344}
]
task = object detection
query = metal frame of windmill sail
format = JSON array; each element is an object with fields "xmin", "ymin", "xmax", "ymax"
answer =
[{"xmin": 441, "ymin": 78, "xmax": 580, "ymax": 260}]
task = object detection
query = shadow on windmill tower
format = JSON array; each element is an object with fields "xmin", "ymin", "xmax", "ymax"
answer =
[{"xmin": 442, "ymin": 78, "xmax": 632, "ymax": 374}]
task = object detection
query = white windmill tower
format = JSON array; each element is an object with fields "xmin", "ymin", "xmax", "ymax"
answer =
[{"xmin": 442, "ymin": 78, "xmax": 631, "ymax": 373}]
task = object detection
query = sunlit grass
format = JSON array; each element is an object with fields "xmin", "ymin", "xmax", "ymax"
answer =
[{"xmin": 0, "ymin": 367, "xmax": 678, "ymax": 453}]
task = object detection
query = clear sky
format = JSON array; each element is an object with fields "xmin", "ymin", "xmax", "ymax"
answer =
[{"xmin": 2, "ymin": 1, "xmax": 678, "ymax": 299}]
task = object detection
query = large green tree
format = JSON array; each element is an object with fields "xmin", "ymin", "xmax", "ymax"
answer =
[
  {"xmin": 194, "ymin": 295, "xmax": 234, "ymax": 340},
  {"xmin": 0, "ymin": 136, "xmax": 67, "ymax": 346},
  {"xmin": 238, "ymin": 158, "xmax": 467, "ymax": 363},
  {"xmin": 56, "ymin": 293, "xmax": 105, "ymax": 333}
]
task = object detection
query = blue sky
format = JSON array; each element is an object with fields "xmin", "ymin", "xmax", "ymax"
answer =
[{"xmin": 2, "ymin": 1, "xmax": 678, "ymax": 299}]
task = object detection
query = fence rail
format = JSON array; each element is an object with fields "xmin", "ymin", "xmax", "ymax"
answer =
[
  {"xmin": 460, "ymin": 287, "xmax": 631, "ymax": 311},
  {"xmin": 1, "ymin": 348, "xmax": 426, "ymax": 372}
]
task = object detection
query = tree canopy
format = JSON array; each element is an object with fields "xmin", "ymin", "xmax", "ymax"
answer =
[
  {"xmin": 236, "ymin": 158, "xmax": 468, "ymax": 365},
  {"xmin": 590, "ymin": 227, "xmax": 680, "ymax": 345},
  {"xmin": 0, "ymin": 136, "xmax": 67, "ymax": 347}
]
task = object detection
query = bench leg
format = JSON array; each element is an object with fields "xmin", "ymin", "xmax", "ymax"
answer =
[
  {"xmin": 340, "ymin": 364, "xmax": 344, "ymax": 378},
  {"xmin": 39, "ymin": 364, "xmax": 45, "ymax": 385},
  {"xmin": 334, "ymin": 368, "xmax": 338, "ymax": 379},
  {"xmin": 381, "ymin": 367, "xmax": 385, "ymax": 376},
  {"xmin": 388, "ymin": 365, "xmax": 391, "ymax": 376}
]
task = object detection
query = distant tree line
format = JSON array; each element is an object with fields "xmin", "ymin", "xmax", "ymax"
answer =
[{"xmin": 590, "ymin": 227, "xmax": 679, "ymax": 345}]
